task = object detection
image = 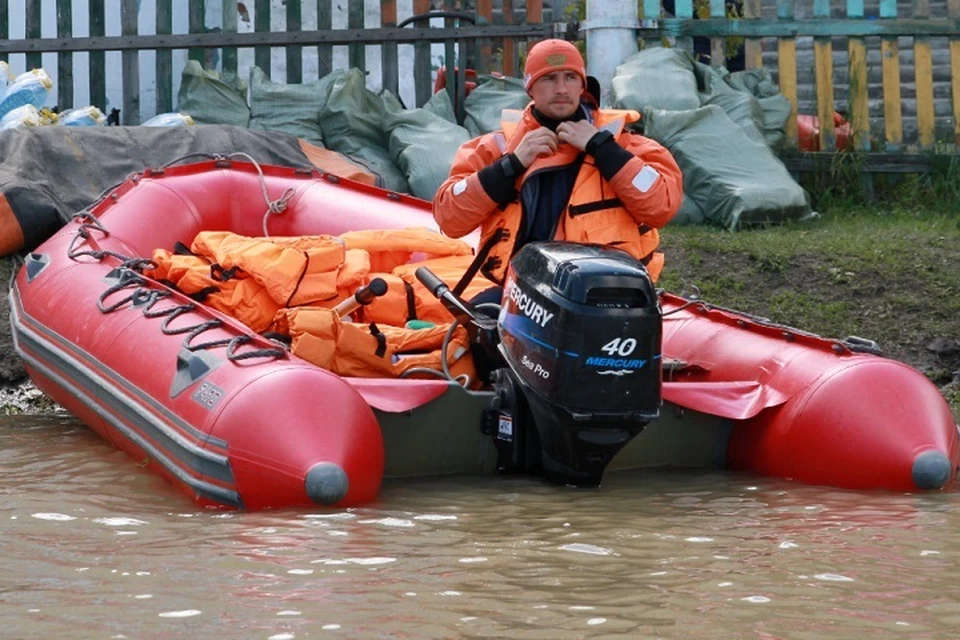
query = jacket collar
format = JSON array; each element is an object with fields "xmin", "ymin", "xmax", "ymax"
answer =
[{"xmin": 500, "ymin": 103, "xmax": 639, "ymax": 150}]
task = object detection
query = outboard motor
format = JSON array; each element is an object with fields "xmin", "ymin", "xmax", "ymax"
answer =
[
  {"xmin": 492, "ymin": 242, "xmax": 662, "ymax": 486},
  {"xmin": 416, "ymin": 242, "xmax": 662, "ymax": 488}
]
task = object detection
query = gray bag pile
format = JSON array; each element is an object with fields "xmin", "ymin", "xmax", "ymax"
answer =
[
  {"xmin": 177, "ymin": 64, "xmax": 477, "ymax": 199},
  {"xmin": 247, "ymin": 66, "xmax": 330, "ymax": 147},
  {"xmin": 382, "ymin": 90, "xmax": 471, "ymax": 200},
  {"xmin": 177, "ymin": 60, "xmax": 251, "ymax": 127},
  {"xmin": 462, "ymin": 75, "xmax": 531, "ymax": 136},
  {"xmin": 610, "ymin": 47, "xmax": 811, "ymax": 229}
]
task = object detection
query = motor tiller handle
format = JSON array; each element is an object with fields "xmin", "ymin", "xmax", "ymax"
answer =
[{"xmin": 414, "ymin": 267, "xmax": 497, "ymax": 331}]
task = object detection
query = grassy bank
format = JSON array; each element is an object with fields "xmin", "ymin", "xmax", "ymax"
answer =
[{"xmin": 658, "ymin": 172, "xmax": 959, "ymax": 421}]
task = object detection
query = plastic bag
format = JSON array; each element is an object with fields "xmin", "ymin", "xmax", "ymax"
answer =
[
  {"xmin": 142, "ymin": 112, "xmax": 196, "ymax": 127},
  {"xmin": 58, "ymin": 106, "xmax": 106, "ymax": 127},
  {"xmin": 0, "ymin": 104, "xmax": 43, "ymax": 129},
  {"xmin": 0, "ymin": 61, "xmax": 12, "ymax": 100},
  {"xmin": 0, "ymin": 69, "xmax": 53, "ymax": 120}
]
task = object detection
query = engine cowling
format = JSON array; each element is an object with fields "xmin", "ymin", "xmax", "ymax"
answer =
[{"xmin": 495, "ymin": 242, "xmax": 662, "ymax": 486}]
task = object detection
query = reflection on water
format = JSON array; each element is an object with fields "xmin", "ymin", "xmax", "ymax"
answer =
[{"xmin": 2, "ymin": 414, "xmax": 959, "ymax": 639}]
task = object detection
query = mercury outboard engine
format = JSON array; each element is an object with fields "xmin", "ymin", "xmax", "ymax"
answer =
[
  {"xmin": 492, "ymin": 243, "xmax": 661, "ymax": 486},
  {"xmin": 417, "ymin": 242, "xmax": 662, "ymax": 488}
]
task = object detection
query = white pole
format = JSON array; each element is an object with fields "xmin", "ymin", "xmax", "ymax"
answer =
[{"xmin": 584, "ymin": 0, "xmax": 639, "ymax": 107}]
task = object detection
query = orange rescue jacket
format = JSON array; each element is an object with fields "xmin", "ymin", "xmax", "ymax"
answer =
[{"xmin": 433, "ymin": 104, "xmax": 682, "ymax": 283}]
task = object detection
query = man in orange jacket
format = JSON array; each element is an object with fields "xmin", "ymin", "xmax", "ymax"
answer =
[{"xmin": 433, "ymin": 38, "xmax": 683, "ymax": 300}]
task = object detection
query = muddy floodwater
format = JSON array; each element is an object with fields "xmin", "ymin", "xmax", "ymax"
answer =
[{"xmin": 2, "ymin": 414, "xmax": 959, "ymax": 639}]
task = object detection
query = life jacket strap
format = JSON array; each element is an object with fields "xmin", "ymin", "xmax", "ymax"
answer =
[
  {"xmin": 402, "ymin": 280, "xmax": 418, "ymax": 321},
  {"xmin": 452, "ymin": 226, "xmax": 511, "ymax": 295},
  {"xmin": 368, "ymin": 323, "xmax": 388, "ymax": 358}
]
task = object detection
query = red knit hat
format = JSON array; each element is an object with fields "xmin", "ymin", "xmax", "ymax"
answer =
[{"xmin": 523, "ymin": 39, "xmax": 587, "ymax": 92}]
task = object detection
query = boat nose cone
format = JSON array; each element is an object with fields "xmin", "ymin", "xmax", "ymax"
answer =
[
  {"xmin": 305, "ymin": 462, "xmax": 350, "ymax": 505},
  {"xmin": 911, "ymin": 450, "xmax": 953, "ymax": 490}
]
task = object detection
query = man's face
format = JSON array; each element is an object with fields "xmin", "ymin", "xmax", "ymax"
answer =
[{"xmin": 529, "ymin": 70, "xmax": 583, "ymax": 119}]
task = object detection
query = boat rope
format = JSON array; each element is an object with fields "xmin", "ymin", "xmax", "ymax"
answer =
[
  {"xmin": 659, "ymin": 286, "xmax": 882, "ymax": 356},
  {"xmin": 96, "ymin": 268, "xmax": 287, "ymax": 362},
  {"xmin": 159, "ymin": 151, "xmax": 300, "ymax": 238},
  {"xmin": 66, "ymin": 208, "xmax": 286, "ymax": 364},
  {"xmin": 397, "ymin": 301, "xmax": 502, "ymax": 389}
]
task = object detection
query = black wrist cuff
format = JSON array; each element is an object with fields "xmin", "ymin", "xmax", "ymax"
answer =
[
  {"xmin": 591, "ymin": 134, "xmax": 635, "ymax": 181},
  {"xmin": 585, "ymin": 130, "xmax": 615, "ymax": 156},
  {"xmin": 477, "ymin": 154, "xmax": 520, "ymax": 207}
]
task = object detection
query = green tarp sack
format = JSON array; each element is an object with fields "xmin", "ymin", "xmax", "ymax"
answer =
[
  {"xmin": 696, "ymin": 64, "xmax": 792, "ymax": 152},
  {"xmin": 610, "ymin": 48, "xmax": 704, "ymax": 113},
  {"xmin": 381, "ymin": 90, "xmax": 470, "ymax": 201},
  {"xmin": 644, "ymin": 105, "xmax": 813, "ymax": 230},
  {"xmin": 247, "ymin": 66, "xmax": 332, "ymax": 147},
  {"xmin": 317, "ymin": 68, "xmax": 409, "ymax": 194},
  {"xmin": 462, "ymin": 75, "xmax": 530, "ymax": 137},
  {"xmin": 176, "ymin": 61, "xmax": 251, "ymax": 127}
]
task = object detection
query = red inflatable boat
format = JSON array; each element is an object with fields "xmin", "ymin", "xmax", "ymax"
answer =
[{"xmin": 9, "ymin": 160, "xmax": 958, "ymax": 509}]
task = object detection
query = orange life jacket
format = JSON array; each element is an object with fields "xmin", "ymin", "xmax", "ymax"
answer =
[
  {"xmin": 433, "ymin": 104, "xmax": 683, "ymax": 285},
  {"xmin": 360, "ymin": 254, "xmax": 498, "ymax": 327},
  {"xmin": 272, "ymin": 306, "xmax": 477, "ymax": 384},
  {"xmin": 339, "ymin": 227, "xmax": 473, "ymax": 273},
  {"xmin": 147, "ymin": 228, "xmax": 486, "ymax": 383},
  {"xmin": 147, "ymin": 233, "xmax": 370, "ymax": 331},
  {"xmin": 146, "ymin": 248, "xmax": 282, "ymax": 332},
  {"xmin": 191, "ymin": 231, "xmax": 367, "ymax": 307}
]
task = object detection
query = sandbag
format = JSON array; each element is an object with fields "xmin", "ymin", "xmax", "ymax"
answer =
[
  {"xmin": 610, "ymin": 48, "xmax": 702, "ymax": 113},
  {"xmin": 668, "ymin": 197, "xmax": 707, "ymax": 227},
  {"xmin": 381, "ymin": 90, "xmax": 471, "ymax": 201},
  {"xmin": 643, "ymin": 105, "xmax": 812, "ymax": 230},
  {"xmin": 462, "ymin": 75, "xmax": 530, "ymax": 137},
  {"xmin": 318, "ymin": 69, "xmax": 409, "ymax": 194},
  {"xmin": 423, "ymin": 87, "xmax": 459, "ymax": 124},
  {"xmin": 702, "ymin": 90, "xmax": 766, "ymax": 145},
  {"xmin": 176, "ymin": 60, "xmax": 251, "ymax": 127},
  {"xmin": 717, "ymin": 67, "xmax": 792, "ymax": 151},
  {"xmin": 248, "ymin": 66, "xmax": 331, "ymax": 147}
]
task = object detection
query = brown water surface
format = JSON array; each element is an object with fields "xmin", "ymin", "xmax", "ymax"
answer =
[{"xmin": 2, "ymin": 414, "xmax": 958, "ymax": 639}]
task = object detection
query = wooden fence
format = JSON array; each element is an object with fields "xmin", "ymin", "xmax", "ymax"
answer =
[
  {"xmin": 0, "ymin": 0, "xmax": 551, "ymax": 126},
  {"xmin": 1, "ymin": 0, "xmax": 958, "ymax": 171},
  {"xmin": 631, "ymin": 0, "xmax": 960, "ymax": 172}
]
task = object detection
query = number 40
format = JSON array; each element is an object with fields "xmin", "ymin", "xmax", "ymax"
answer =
[{"xmin": 601, "ymin": 337, "xmax": 637, "ymax": 357}]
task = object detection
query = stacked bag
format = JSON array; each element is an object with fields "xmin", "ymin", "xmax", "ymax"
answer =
[
  {"xmin": 176, "ymin": 63, "xmax": 513, "ymax": 201},
  {"xmin": 0, "ymin": 67, "xmax": 55, "ymax": 129},
  {"xmin": 610, "ymin": 47, "xmax": 813, "ymax": 229},
  {"xmin": 0, "ymin": 63, "xmax": 192, "ymax": 129}
]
